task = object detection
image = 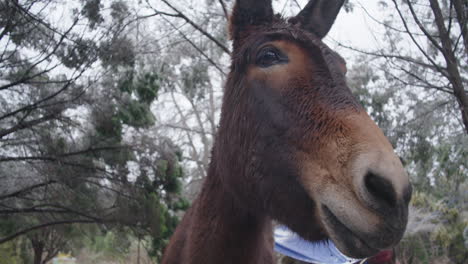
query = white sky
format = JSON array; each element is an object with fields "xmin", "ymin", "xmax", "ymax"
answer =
[{"xmin": 277, "ymin": 0, "xmax": 388, "ymax": 59}]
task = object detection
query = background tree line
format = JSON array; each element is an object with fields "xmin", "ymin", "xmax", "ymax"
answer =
[{"xmin": 0, "ymin": 0, "xmax": 466, "ymax": 263}]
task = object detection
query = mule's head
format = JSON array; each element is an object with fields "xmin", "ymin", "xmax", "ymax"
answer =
[{"xmin": 216, "ymin": 0, "xmax": 411, "ymax": 258}]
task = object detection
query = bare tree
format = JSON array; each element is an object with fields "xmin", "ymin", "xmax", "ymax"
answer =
[{"xmin": 338, "ymin": 0, "xmax": 467, "ymax": 133}]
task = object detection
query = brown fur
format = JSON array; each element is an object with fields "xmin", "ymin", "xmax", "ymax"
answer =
[{"xmin": 162, "ymin": 1, "xmax": 411, "ymax": 263}]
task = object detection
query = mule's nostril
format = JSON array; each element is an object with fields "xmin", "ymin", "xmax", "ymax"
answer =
[{"xmin": 364, "ymin": 171, "xmax": 397, "ymax": 207}]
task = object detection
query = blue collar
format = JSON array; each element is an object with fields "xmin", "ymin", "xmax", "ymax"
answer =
[{"xmin": 274, "ymin": 225, "xmax": 366, "ymax": 264}]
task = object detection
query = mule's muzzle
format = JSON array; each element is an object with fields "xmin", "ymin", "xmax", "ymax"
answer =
[
  {"xmin": 320, "ymin": 151, "xmax": 412, "ymax": 258},
  {"xmin": 322, "ymin": 201, "xmax": 409, "ymax": 258}
]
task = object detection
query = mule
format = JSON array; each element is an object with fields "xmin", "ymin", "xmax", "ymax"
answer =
[{"xmin": 162, "ymin": 1, "xmax": 412, "ymax": 263}]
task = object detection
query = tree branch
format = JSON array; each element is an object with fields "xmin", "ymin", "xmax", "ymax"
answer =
[
  {"xmin": 0, "ymin": 180, "xmax": 57, "ymax": 201},
  {"xmin": 335, "ymin": 41, "xmax": 448, "ymax": 75},
  {"xmin": 163, "ymin": 17, "xmax": 226, "ymax": 76},
  {"xmin": 217, "ymin": 0, "xmax": 229, "ymax": 20},
  {"xmin": 452, "ymin": 0, "xmax": 468, "ymax": 55},
  {"xmin": 0, "ymin": 219, "xmax": 98, "ymax": 244},
  {"xmin": 154, "ymin": 0, "xmax": 230, "ymax": 54},
  {"xmin": 0, "ymin": 113, "xmax": 58, "ymax": 139},
  {"xmin": 0, "ymin": 146, "xmax": 128, "ymax": 163},
  {"xmin": 429, "ymin": 0, "xmax": 468, "ymax": 133},
  {"xmin": 405, "ymin": 0, "xmax": 444, "ymax": 52},
  {"xmin": 391, "ymin": 0, "xmax": 449, "ymax": 79}
]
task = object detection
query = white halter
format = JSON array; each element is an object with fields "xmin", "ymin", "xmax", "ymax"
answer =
[{"xmin": 274, "ymin": 225, "xmax": 367, "ymax": 264}]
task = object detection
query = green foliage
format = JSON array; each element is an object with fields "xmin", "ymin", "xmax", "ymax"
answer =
[
  {"xmin": 136, "ymin": 73, "xmax": 160, "ymax": 104},
  {"xmin": 0, "ymin": 219, "xmax": 21, "ymax": 238},
  {"xmin": 95, "ymin": 110, "xmax": 123, "ymax": 142},
  {"xmin": 115, "ymin": 72, "xmax": 162, "ymax": 128},
  {"xmin": 110, "ymin": 0, "xmax": 130, "ymax": 24},
  {"xmin": 0, "ymin": 241, "xmax": 21, "ymax": 264},
  {"xmin": 114, "ymin": 72, "xmax": 161, "ymax": 128},
  {"xmin": 118, "ymin": 70, "xmax": 135, "ymax": 93},
  {"xmin": 118, "ymin": 100, "xmax": 155, "ymax": 127},
  {"xmin": 148, "ymin": 201, "xmax": 180, "ymax": 261},
  {"xmin": 87, "ymin": 231, "xmax": 131, "ymax": 257},
  {"xmin": 398, "ymin": 186, "xmax": 467, "ymax": 263},
  {"xmin": 141, "ymin": 165, "xmax": 187, "ymax": 260},
  {"xmin": 0, "ymin": 238, "xmax": 32, "ymax": 264},
  {"xmin": 81, "ymin": 0, "xmax": 104, "ymax": 29},
  {"xmin": 58, "ymin": 38, "xmax": 99, "ymax": 69},
  {"xmin": 99, "ymin": 36, "xmax": 136, "ymax": 69},
  {"xmin": 171, "ymin": 197, "xmax": 190, "ymax": 211},
  {"xmin": 154, "ymin": 160, "xmax": 184, "ymax": 193},
  {"xmin": 398, "ymin": 235, "xmax": 431, "ymax": 263},
  {"xmin": 125, "ymin": 150, "xmax": 187, "ymax": 262},
  {"xmin": 181, "ymin": 60, "xmax": 210, "ymax": 100}
]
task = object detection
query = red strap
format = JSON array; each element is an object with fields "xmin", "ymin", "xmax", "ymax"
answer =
[{"xmin": 367, "ymin": 250, "xmax": 393, "ymax": 263}]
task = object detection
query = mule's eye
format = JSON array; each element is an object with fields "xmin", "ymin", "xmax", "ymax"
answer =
[{"xmin": 256, "ymin": 47, "xmax": 288, "ymax": 68}]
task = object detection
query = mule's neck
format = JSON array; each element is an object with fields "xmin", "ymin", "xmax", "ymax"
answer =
[{"xmin": 186, "ymin": 160, "xmax": 275, "ymax": 263}]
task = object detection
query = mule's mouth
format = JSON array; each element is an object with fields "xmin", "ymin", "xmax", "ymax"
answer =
[{"xmin": 321, "ymin": 205, "xmax": 380, "ymax": 258}]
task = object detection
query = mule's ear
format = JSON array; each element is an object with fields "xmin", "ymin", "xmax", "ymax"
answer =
[
  {"xmin": 230, "ymin": 0, "xmax": 273, "ymax": 40},
  {"xmin": 291, "ymin": 0, "xmax": 344, "ymax": 39}
]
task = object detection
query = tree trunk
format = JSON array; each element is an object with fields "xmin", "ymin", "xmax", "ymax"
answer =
[
  {"xmin": 32, "ymin": 240, "xmax": 44, "ymax": 264},
  {"xmin": 429, "ymin": 0, "xmax": 468, "ymax": 134},
  {"xmin": 137, "ymin": 236, "xmax": 140, "ymax": 264},
  {"xmin": 452, "ymin": 0, "xmax": 468, "ymax": 56}
]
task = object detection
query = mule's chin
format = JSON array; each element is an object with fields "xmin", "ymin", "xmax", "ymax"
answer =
[{"xmin": 321, "ymin": 205, "xmax": 379, "ymax": 258}]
